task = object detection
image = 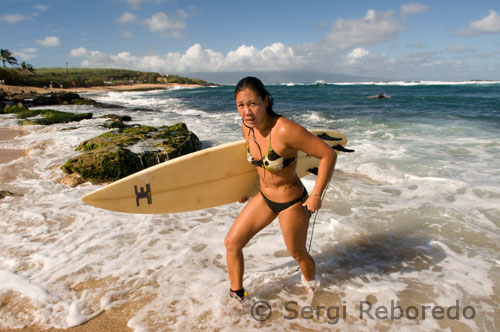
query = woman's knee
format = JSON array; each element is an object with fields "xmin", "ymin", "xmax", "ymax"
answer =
[
  {"xmin": 224, "ymin": 233, "xmax": 244, "ymax": 252},
  {"xmin": 288, "ymin": 248, "xmax": 312, "ymax": 263}
]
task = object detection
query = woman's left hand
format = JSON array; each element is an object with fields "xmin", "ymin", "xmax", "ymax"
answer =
[{"xmin": 302, "ymin": 194, "xmax": 322, "ymax": 214}]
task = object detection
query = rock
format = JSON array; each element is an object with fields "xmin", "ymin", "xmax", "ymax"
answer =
[
  {"xmin": 59, "ymin": 173, "xmax": 85, "ymax": 187},
  {"xmin": 13, "ymin": 109, "xmax": 93, "ymax": 126},
  {"xmin": 0, "ymin": 190, "xmax": 16, "ymax": 199},
  {"xmin": 101, "ymin": 114, "xmax": 132, "ymax": 129},
  {"xmin": 3, "ymin": 100, "xmax": 93, "ymax": 125},
  {"xmin": 61, "ymin": 122, "xmax": 201, "ymax": 183},
  {"xmin": 31, "ymin": 92, "xmax": 84, "ymax": 106},
  {"xmin": 0, "ymin": 90, "xmax": 122, "ymax": 109}
]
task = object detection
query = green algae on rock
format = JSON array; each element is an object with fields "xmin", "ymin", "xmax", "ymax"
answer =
[
  {"xmin": 61, "ymin": 122, "xmax": 202, "ymax": 183},
  {"xmin": 3, "ymin": 104, "xmax": 93, "ymax": 125}
]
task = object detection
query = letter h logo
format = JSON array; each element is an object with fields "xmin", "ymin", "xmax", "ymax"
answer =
[{"xmin": 135, "ymin": 183, "xmax": 152, "ymax": 207}]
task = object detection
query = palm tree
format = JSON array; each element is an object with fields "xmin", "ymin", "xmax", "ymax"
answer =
[
  {"xmin": 20, "ymin": 61, "xmax": 36, "ymax": 73},
  {"xmin": 1, "ymin": 49, "xmax": 19, "ymax": 68}
]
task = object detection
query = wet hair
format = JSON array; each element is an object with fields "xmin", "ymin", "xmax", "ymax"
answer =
[{"xmin": 234, "ymin": 76, "xmax": 278, "ymax": 117}]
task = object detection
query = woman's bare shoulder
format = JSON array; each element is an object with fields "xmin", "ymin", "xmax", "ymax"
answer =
[{"xmin": 275, "ymin": 116, "xmax": 307, "ymax": 137}]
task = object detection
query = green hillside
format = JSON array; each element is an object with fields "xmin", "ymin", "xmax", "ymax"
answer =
[{"xmin": 0, "ymin": 67, "xmax": 209, "ymax": 87}]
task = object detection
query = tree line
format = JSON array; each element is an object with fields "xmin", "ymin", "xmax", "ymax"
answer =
[
  {"xmin": 0, "ymin": 48, "xmax": 210, "ymax": 87},
  {"xmin": 1, "ymin": 48, "xmax": 35, "ymax": 73}
]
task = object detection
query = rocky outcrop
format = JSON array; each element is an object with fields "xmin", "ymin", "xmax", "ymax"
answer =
[
  {"xmin": 3, "ymin": 104, "xmax": 93, "ymax": 125},
  {"xmin": 101, "ymin": 114, "xmax": 132, "ymax": 129},
  {"xmin": 61, "ymin": 122, "xmax": 201, "ymax": 184},
  {"xmin": 1, "ymin": 89, "xmax": 202, "ymax": 186},
  {"xmin": 1, "ymin": 90, "xmax": 122, "ymax": 109}
]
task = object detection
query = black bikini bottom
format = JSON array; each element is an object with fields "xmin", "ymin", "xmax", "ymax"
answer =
[{"xmin": 260, "ymin": 188, "xmax": 309, "ymax": 215}]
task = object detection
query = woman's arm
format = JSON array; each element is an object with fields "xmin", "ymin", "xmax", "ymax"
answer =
[{"xmin": 279, "ymin": 120, "xmax": 337, "ymax": 212}]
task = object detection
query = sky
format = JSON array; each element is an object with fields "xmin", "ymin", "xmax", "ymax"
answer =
[{"xmin": 1, "ymin": 0, "xmax": 500, "ymax": 83}]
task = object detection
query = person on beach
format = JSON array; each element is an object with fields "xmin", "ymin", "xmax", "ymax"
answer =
[{"xmin": 224, "ymin": 77, "xmax": 337, "ymax": 303}]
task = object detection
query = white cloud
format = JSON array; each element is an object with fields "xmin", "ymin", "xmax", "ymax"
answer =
[
  {"xmin": 325, "ymin": 9, "xmax": 404, "ymax": 49},
  {"xmin": 117, "ymin": 12, "xmax": 138, "ymax": 24},
  {"xmin": 143, "ymin": 12, "xmax": 187, "ymax": 38},
  {"xmin": 347, "ymin": 48, "xmax": 370, "ymax": 64},
  {"xmin": 69, "ymin": 47, "xmax": 90, "ymax": 58},
  {"xmin": 69, "ymin": 42, "xmax": 302, "ymax": 73},
  {"xmin": 459, "ymin": 10, "xmax": 500, "ymax": 36},
  {"xmin": 36, "ymin": 36, "xmax": 60, "ymax": 47},
  {"xmin": 34, "ymin": 5, "xmax": 49, "ymax": 11},
  {"xmin": 15, "ymin": 48, "xmax": 38, "ymax": 61},
  {"xmin": 1, "ymin": 14, "xmax": 28, "ymax": 25},
  {"xmin": 401, "ymin": 3, "xmax": 428, "ymax": 17}
]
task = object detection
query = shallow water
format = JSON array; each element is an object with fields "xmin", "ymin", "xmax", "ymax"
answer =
[{"xmin": 0, "ymin": 82, "xmax": 499, "ymax": 331}]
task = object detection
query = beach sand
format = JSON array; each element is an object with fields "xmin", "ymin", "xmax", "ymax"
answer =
[
  {"xmin": 0, "ymin": 83, "xmax": 195, "ymax": 331},
  {"xmin": 0, "ymin": 83, "xmax": 203, "ymax": 95},
  {"xmin": 0, "ymin": 306, "xmax": 134, "ymax": 332},
  {"xmin": 0, "ymin": 128, "xmax": 27, "ymax": 164}
]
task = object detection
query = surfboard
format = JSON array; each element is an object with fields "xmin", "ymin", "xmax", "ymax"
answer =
[{"xmin": 81, "ymin": 129, "xmax": 351, "ymax": 214}]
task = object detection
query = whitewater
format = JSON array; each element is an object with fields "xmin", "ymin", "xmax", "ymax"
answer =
[{"xmin": 0, "ymin": 81, "xmax": 499, "ymax": 331}]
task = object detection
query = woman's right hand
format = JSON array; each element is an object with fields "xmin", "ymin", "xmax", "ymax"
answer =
[{"xmin": 238, "ymin": 196, "xmax": 249, "ymax": 204}]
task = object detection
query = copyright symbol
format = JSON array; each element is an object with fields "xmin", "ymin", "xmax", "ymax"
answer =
[{"xmin": 251, "ymin": 301, "xmax": 272, "ymax": 321}]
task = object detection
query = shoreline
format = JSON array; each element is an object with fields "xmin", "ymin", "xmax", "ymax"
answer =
[
  {"xmin": 0, "ymin": 128, "xmax": 27, "ymax": 164},
  {"xmin": 0, "ymin": 85, "xmax": 158, "ymax": 331},
  {"xmin": 0, "ymin": 82, "xmax": 202, "ymax": 164},
  {"xmin": 0, "ymin": 82, "xmax": 205, "ymax": 95}
]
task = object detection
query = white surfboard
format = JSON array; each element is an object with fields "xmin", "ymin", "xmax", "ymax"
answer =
[{"xmin": 81, "ymin": 129, "xmax": 351, "ymax": 214}]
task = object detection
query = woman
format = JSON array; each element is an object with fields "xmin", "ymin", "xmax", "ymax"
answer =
[{"xmin": 224, "ymin": 77, "xmax": 337, "ymax": 302}]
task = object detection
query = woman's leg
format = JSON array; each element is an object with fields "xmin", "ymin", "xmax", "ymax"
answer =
[
  {"xmin": 224, "ymin": 193, "xmax": 277, "ymax": 291},
  {"xmin": 278, "ymin": 203, "xmax": 315, "ymax": 281}
]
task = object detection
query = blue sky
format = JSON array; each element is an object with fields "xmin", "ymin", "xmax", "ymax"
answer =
[{"xmin": 1, "ymin": 0, "xmax": 500, "ymax": 83}]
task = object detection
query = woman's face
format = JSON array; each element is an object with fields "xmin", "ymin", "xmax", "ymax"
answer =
[{"xmin": 235, "ymin": 88, "xmax": 269, "ymax": 128}]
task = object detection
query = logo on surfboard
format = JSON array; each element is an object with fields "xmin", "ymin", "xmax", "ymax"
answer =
[{"xmin": 135, "ymin": 184, "xmax": 152, "ymax": 206}]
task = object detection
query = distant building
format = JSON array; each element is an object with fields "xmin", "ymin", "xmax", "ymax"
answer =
[{"xmin": 157, "ymin": 74, "xmax": 169, "ymax": 83}]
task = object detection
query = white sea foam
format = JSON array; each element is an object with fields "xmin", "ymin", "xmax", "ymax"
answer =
[
  {"xmin": 328, "ymin": 80, "xmax": 500, "ymax": 86},
  {"xmin": 1, "ymin": 86, "xmax": 498, "ymax": 331}
]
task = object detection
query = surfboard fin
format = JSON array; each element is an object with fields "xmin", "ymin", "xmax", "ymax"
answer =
[
  {"xmin": 307, "ymin": 167, "xmax": 319, "ymax": 175},
  {"xmin": 317, "ymin": 133, "xmax": 343, "ymax": 141},
  {"xmin": 307, "ymin": 145, "xmax": 354, "ymax": 175},
  {"xmin": 332, "ymin": 145, "xmax": 355, "ymax": 153}
]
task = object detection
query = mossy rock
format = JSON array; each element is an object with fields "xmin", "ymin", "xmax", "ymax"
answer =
[
  {"xmin": 15, "ymin": 109, "xmax": 93, "ymax": 125},
  {"xmin": 62, "ymin": 147, "xmax": 143, "ymax": 183},
  {"xmin": 101, "ymin": 114, "xmax": 132, "ymax": 129},
  {"xmin": 4, "ymin": 103, "xmax": 93, "ymax": 125},
  {"xmin": 62, "ymin": 122, "xmax": 201, "ymax": 183},
  {"xmin": 3, "ymin": 104, "xmax": 28, "ymax": 113}
]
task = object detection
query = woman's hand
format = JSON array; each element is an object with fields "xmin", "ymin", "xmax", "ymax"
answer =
[{"xmin": 302, "ymin": 193, "xmax": 322, "ymax": 214}]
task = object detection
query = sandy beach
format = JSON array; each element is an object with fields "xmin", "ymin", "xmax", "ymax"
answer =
[
  {"xmin": 0, "ymin": 306, "xmax": 133, "ymax": 332},
  {"xmin": 0, "ymin": 83, "xmax": 204, "ymax": 95},
  {"xmin": 0, "ymin": 128, "xmax": 27, "ymax": 164},
  {"xmin": 0, "ymin": 83, "xmax": 197, "ymax": 332}
]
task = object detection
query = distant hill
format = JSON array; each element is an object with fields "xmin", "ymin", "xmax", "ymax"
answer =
[{"xmin": 0, "ymin": 67, "xmax": 210, "ymax": 87}]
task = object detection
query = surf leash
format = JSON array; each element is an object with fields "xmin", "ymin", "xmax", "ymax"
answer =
[
  {"xmin": 296, "ymin": 181, "xmax": 330, "ymax": 272},
  {"xmin": 307, "ymin": 181, "xmax": 330, "ymax": 253}
]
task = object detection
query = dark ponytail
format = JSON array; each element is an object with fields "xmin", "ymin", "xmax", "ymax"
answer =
[{"xmin": 234, "ymin": 77, "xmax": 278, "ymax": 117}]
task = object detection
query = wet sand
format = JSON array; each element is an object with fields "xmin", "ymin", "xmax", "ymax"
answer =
[
  {"xmin": 0, "ymin": 128, "xmax": 27, "ymax": 164},
  {"xmin": 0, "ymin": 306, "xmax": 133, "ymax": 332},
  {"xmin": 0, "ymin": 127, "xmax": 137, "ymax": 332},
  {"xmin": 0, "ymin": 86, "xmax": 169, "ymax": 331}
]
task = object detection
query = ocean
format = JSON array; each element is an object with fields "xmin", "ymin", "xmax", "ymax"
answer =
[{"xmin": 0, "ymin": 81, "xmax": 499, "ymax": 331}]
